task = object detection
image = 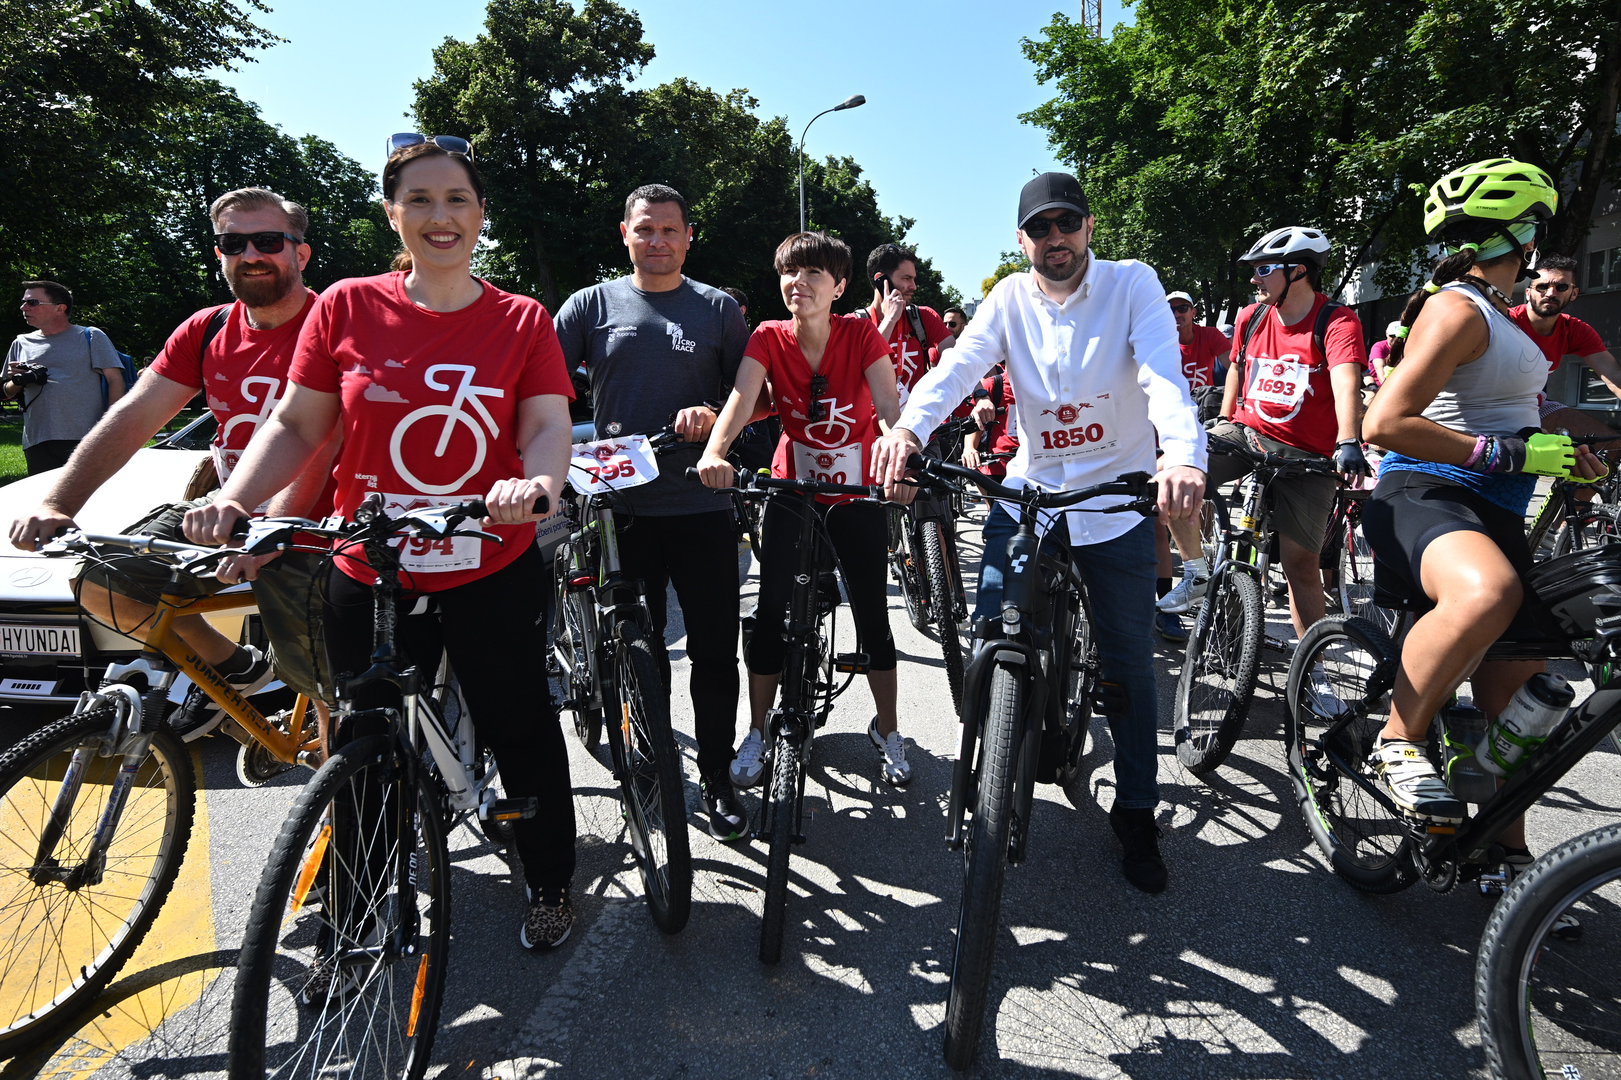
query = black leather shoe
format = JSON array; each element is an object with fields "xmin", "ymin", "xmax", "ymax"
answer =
[{"xmin": 1109, "ymin": 804, "xmax": 1167, "ymax": 894}]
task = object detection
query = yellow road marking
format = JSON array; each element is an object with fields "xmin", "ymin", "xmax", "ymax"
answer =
[{"xmin": 22, "ymin": 748, "xmax": 220, "ymax": 1079}]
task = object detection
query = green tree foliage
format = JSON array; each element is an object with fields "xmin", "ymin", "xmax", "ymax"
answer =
[
  {"xmin": 982, "ymin": 250, "xmax": 1032, "ymax": 297},
  {"xmin": 413, "ymin": 0, "xmax": 955, "ymax": 319},
  {"xmin": 2, "ymin": 3, "xmax": 390, "ymax": 358},
  {"xmin": 1022, "ymin": 0, "xmax": 1621, "ymax": 320}
]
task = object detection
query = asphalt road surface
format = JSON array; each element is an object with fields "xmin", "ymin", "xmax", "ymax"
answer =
[{"xmin": 2, "ymin": 504, "xmax": 1617, "ymax": 1079}]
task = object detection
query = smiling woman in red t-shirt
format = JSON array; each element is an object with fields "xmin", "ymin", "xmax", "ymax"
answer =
[
  {"xmin": 697, "ymin": 232, "xmax": 918, "ymax": 787},
  {"xmin": 184, "ymin": 139, "xmax": 580, "ymax": 950}
]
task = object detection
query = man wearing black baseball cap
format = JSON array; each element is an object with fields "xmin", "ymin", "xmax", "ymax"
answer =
[{"xmin": 873, "ymin": 170, "xmax": 1207, "ymax": 894}]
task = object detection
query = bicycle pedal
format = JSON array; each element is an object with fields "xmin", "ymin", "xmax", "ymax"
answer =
[
  {"xmin": 1478, "ymin": 870, "xmax": 1510, "ymax": 896},
  {"xmin": 834, "ymin": 652, "xmax": 870, "ymax": 674},
  {"xmin": 481, "ymin": 797, "xmax": 538, "ymax": 822}
]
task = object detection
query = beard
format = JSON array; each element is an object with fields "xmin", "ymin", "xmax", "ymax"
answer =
[
  {"xmin": 225, "ymin": 259, "xmax": 296, "ymax": 307},
  {"xmin": 1529, "ymin": 293, "xmax": 1568, "ymax": 318},
  {"xmin": 1033, "ymin": 244, "xmax": 1086, "ymax": 282}
]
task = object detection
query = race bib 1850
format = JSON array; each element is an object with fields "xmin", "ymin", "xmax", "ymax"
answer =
[{"xmin": 1030, "ymin": 393, "xmax": 1119, "ymax": 460}]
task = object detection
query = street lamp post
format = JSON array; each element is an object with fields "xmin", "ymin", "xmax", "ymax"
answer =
[{"xmin": 798, "ymin": 94, "xmax": 866, "ymax": 233}]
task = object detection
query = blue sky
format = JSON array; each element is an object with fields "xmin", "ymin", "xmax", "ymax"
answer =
[{"xmin": 214, "ymin": 0, "xmax": 1130, "ymax": 303}]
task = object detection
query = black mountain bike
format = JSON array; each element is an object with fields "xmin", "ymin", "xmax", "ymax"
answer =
[
  {"xmin": 1174, "ymin": 434, "xmax": 1335, "ymax": 775},
  {"xmin": 887, "ymin": 446, "xmax": 971, "ymax": 713},
  {"xmin": 907, "ymin": 454, "xmax": 1154, "ymax": 1070},
  {"xmin": 692, "ymin": 466, "xmax": 874, "ymax": 965}
]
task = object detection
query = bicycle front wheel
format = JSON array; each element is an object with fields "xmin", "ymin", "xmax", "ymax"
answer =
[
  {"xmin": 1173, "ymin": 566, "xmax": 1263, "ymax": 775},
  {"xmin": 889, "ymin": 508, "xmax": 929, "ymax": 633},
  {"xmin": 612, "ymin": 627, "xmax": 692, "ymax": 935},
  {"xmin": 943, "ymin": 660, "xmax": 1022, "ymax": 1071},
  {"xmin": 1478, "ymin": 822, "xmax": 1621, "ymax": 1080},
  {"xmin": 0, "ymin": 708, "xmax": 194, "ymax": 1058},
  {"xmin": 921, "ymin": 519, "xmax": 966, "ymax": 714},
  {"xmin": 555, "ymin": 584, "xmax": 602, "ymax": 752},
  {"xmin": 230, "ymin": 736, "xmax": 450, "ymax": 1080},
  {"xmin": 759, "ymin": 736, "xmax": 802, "ymax": 965},
  {"xmin": 1284, "ymin": 615, "xmax": 1414, "ymax": 894}
]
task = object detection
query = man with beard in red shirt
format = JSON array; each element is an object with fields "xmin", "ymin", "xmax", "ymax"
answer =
[
  {"xmin": 860, "ymin": 244, "xmax": 957, "ymax": 406},
  {"xmin": 1509, "ymin": 253, "xmax": 1621, "ymax": 445},
  {"xmin": 10, "ymin": 187, "xmax": 337, "ymax": 737}
]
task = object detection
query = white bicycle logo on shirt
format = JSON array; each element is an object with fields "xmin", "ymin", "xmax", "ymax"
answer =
[
  {"xmin": 219, "ymin": 376, "xmax": 281, "ymax": 445},
  {"xmin": 388, "ymin": 364, "xmax": 506, "ymax": 495}
]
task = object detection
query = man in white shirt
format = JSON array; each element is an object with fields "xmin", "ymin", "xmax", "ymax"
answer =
[{"xmin": 872, "ymin": 172, "xmax": 1206, "ymax": 893}]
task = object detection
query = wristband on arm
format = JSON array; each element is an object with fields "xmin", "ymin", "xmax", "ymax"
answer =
[{"xmin": 1461, "ymin": 432, "xmax": 1575, "ymax": 477}]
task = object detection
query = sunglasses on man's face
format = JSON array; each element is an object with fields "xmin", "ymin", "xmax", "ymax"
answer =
[
  {"xmin": 19, "ymin": 298, "xmax": 59, "ymax": 308},
  {"xmin": 1249, "ymin": 263, "xmax": 1287, "ymax": 279},
  {"xmin": 807, "ymin": 374, "xmax": 828, "ymax": 423},
  {"xmin": 385, "ymin": 133, "xmax": 475, "ymax": 161},
  {"xmin": 1022, "ymin": 212, "xmax": 1088, "ymax": 240},
  {"xmin": 1532, "ymin": 280, "xmax": 1573, "ymax": 294},
  {"xmin": 215, "ymin": 231, "xmax": 302, "ymax": 257},
  {"xmin": 1169, "ymin": 304, "xmax": 1193, "ymax": 315}
]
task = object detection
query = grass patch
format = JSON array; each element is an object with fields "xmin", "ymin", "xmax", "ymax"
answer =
[{"xmin": 0, "ymin": 414, "xmax": 24, "ymax": 487}]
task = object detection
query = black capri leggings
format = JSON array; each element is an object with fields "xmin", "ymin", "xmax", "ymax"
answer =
[
  {"xmin": 748, "ymin": 496, "xmax": 896, "ymax": 675},
  {"xmin": 323, "ymin": 544, "xmax": 576, "ymax": 892}
]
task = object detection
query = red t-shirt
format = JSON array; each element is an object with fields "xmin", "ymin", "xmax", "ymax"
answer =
[
  {"xmin": 289, "ymin": 273, "xmax": 574, "ymax": 591},
  {"xmin": 1509, "ymin": 306, "xmax": 1607, "ymax": 373},
  {"xmin": 866, "ymin": 303, "xmax": 950, "ymax": 405},
  {"xmin": 752, "ymin": 315, "xmax": 890, "ymax": 503},
  {"xmin": 977, "ymin": 369, "xmax": 1019, "ymax": 477},
  {"xmin": 1230, "ymin": 296, "xmax": 1366, "ymax": 455},
  {"xmin": 151, "ymin": 291, "xmax": 319, "ymax": 490},
  {"xmin": 1179, "ymin": 324, "xmax": 1231, "ymax": 390}
]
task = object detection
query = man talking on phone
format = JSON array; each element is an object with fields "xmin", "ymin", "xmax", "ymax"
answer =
[{"xmin": 860, "ymin": 244, "xmax": 957, "ymax": 407}]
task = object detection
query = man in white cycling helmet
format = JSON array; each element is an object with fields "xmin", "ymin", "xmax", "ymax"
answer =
[{"xmin": 1159, "ymin": 227, "xmax": 1368, "ymax": 669}]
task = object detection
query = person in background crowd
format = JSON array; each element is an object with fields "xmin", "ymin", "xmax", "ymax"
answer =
[
  {"xmin": 9, "ymin": 187, "xmax": 335, "ymax": 739},
  {"xmin": 723, "ymin": 286, "xmax": 749, "ymax": 324},
  {"xmin": 1510, "ymin": 253, "xmax": 1621, "ymax": 446},
  {"xmin": 860, "ymin": 244, "xmax": 957, "ymax": 406},
  {"xmin": 552, "ymin": 183, "xmax": 752, "ymax": 842},
  {"xmin": 943, "ymin": 306, "xmax": 970, "ymax": 338},
  {"xmin": 960, "ymin": 363, "xmax": 1017, "ymax": 480},
  {"xmin": 6, "ymin": 281, "xmax": 128, "ymax": 474}
]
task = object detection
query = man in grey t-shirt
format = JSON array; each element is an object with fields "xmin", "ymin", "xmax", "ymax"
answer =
[
  {"xmin": 553, "ymin": 184, "xmax": 750, "ymax": 841},
  {"xmin": 7, "ymin": 280, "xmax": 127, "ymax": 474}
]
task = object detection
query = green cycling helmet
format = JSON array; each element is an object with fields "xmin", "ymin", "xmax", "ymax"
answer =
[{"xmin": 1423, "ymin": 158, "xmax": 1558, "ymax": 238}]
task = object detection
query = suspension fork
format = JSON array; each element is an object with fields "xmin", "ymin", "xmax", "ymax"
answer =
[{"xmin": 763, "ymin": 492, "xmax": 821, "ymax": 843}]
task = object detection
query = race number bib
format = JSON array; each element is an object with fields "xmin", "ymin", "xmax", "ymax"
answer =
[
  {"xmin": 211, "ymin": 445, "xmax": 270, "ymax": 513},
  {"xmin": 792, "ymin": 441, "xmax": 863, "ymax": 486},
  {"xmin": 568, "ymin": 436, "xmax": 660, "ymax": 496},
  {"xmin": 1030, "ymin": 393, "xmax": 1119, "ymax": 461},
  {"xmin": 383, "ymin": 493, "xmax": 482, "ymax": 574},
  {"xmin": 1246, "ymin": 356, "xmax": 1310, "ymax": 409}
]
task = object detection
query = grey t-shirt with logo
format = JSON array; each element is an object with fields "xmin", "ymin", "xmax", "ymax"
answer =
[
  {"xmin": 553, "ymin": 277, "xmax": 747, "ymax": 515},
  {"xmin": 5, "ymin": 324, "xmax": 120, "ymax": 448}
]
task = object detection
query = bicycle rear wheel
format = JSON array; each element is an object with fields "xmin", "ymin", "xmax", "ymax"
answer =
[
  {"xmin": 758, "ymin": 736, "xmax": 802, "ymax": 965},
  {"xmin": 1478, "ymin": 822, "xmax": 1621, "ymax": 1080},
  {"xmin": 1284, "ymin": 615, "xmax": 1415, "ymax": 894},
  {"xmin": 943, "ymin": 661, "xmax": 1022, "ymax": 1071},
  {"xmin": 889, "ymin": 508, "xmax": 928, "ymax": 633},
  {"xmin": 921, "ymin": 519, "xmax": 966, "ymax": 715},
  {"xmin": 1173, "ymin": 566, "xmax": 1263, "ymax": 775},
  {"xmin": 611, "ymin": 627, "xmax": 692, "ymax": 935},
  {"xmin": 555, "ymin": 585, "xmax": 602, "ymax": 752},
  {"xmin": 230, "ymin": 736, "xmax": 450, "ymax": 1080},
  {"xmin": 0, "ymin": 708, "xmax": 194, "ymax": 1058},
  {"xmin": 1055, "ymin": 588, "xmax": 1098, "ymax": 787}
]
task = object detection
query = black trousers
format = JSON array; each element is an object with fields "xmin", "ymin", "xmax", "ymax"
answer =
[
  {"xmin": 24, "ymin": 439, "xmax": 78, "ymax": 475},
  {"xmin": 613, "ymin": 509, "xmax": 740, "ymax": 780},
  {"xmin": 748, "ymin": 497, "xmax": 896, "ymax": 674},
  {"xmin": 323, "ymin": 545, "xmax": 576, "ymax": 892}
]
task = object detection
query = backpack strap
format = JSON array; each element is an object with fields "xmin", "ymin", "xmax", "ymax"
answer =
[
  {"xmin": 199, "ymin": 306, "xmax": 230, "ymax": 364},
  {"xmin": 904, "ymin": 304, "xmax": 931, "ymax": 351},
  {"xmin": 1233, "ymin": 303, "xmax": 1271, "ymax": 412},
  {"xmin": 990, "ymin": 370, "xmax": 1005, "ymax": 408},
  {"xmin": 1312, "ymin": 300, "xmax": 1343, "ymax": 366}
]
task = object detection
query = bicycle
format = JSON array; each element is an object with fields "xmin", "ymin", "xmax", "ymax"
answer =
[
  {"xmin": 550, "ymin": 426, "xmax": 692, "ymax": 934},
  {"xmin": 1320, "ymin": 480, "xmax": 1404, "ymax": 639},
  {"xmin": 691, "ymin": 466, "xmax": 875, "ymax": 966},
  {"xmin": 227, "ymin": 494, "xmax": 544, "ymax": 1080},
  {"xmin": 1172, "ymin": 434, "xmax": 1336, "ymax": 775},
  {"xmin": 0, "ymin": 530, "xmax": 326, "ymax": 1057},
  {"xmin": 903, "ymin": 454, "xmax": 1154, "ymax": 1070}
]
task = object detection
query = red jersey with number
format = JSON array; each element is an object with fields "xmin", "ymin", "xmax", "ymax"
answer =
[
  {"xmin": 1230, "ymin": 296, "xmax": 1365, "ymax": 455},
  {"xmin": 751, "ymin": 315, "xmax": 890, "ymax": 504},
  {"xmin": 289, "ymin": 273, "xmax": 574, "ymax": 591},
  {"xmin": 1509, "ymin": 306, "xmax": 1607, "ymax": 373},
  {"xmin": 150, "ymin": 291, "xmax": 321, "ymax": 491},
  {"xmin": 1180, "ymin": 324, "xmax": 1230, "ymax": 390},
  {"xmin": 865, "ymin": 303, "xmax": 950, "ymax": 406}
]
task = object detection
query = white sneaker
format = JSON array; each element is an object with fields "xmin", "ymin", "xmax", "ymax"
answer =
[
  {"xmin": 1308, "ymin": 670, "xmax": 1350, "ymax": 719},
  {"xmin": 730, "ymin": 729, "xmax": 765, "ymax": 789},
  {"xmin": 868, "ymin": 719, "xmax": 911, "ymax": 787},
  {"xmin": 1157, "ymin": 574, "xmax": 1208, "ymax": 614}
]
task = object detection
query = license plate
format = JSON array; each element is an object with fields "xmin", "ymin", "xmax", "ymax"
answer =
[{"xmin": 0, "ymin": 624, "xmax": 80, "ymax": 656}]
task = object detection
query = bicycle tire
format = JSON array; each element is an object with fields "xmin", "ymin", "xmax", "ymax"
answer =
[
  {"xmin": 1284, "ymin": 615, "xmax": 1415, "ymax": 894},
  {"xmin": 0, "ymin": 708, "xmax": 194, "ymax": 1058},
  {"xmin": 1552, "ymin": 504, "xmax": 1621, "ymax": 557},
  {"xmin": 942, "ymin": 661, "xmax": 1022, "ymax": 1070},
  {"xmin": 229, "ymin": 735, "xmax": 450, "ymax": 1080},
  {"xmin": 758, "ymin": 737, "xmax": 801, "ymax": 965},
  {"xmin": 612, "ymin": 627, "xmax": 692, "ymax": 935},
  {"xmin": 1173, "ymin": 566, "xmax": 1263, "ymax": 775},
  {"xmin": 890, "ymin": 508, "xmax": 929, "ymax": 633},
  {"xmin": 1057, "ymin": 587, "xmax": 1098, "ymax": 787},
  {"xmin": 555, "ymin": 586, "xmax": 602, "ymax": 752},
  {"xmin": 922, "ymin": 520, "xmax": 967, "ymax": 715},
  {"xmin": 1477, "ymin": 822, "xmax": 1621, "ymax": 1080}
]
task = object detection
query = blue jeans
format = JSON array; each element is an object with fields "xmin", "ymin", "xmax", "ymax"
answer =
[{"xmin": 975, "ymin": 505, "xmax": 1161, "ymax": 810}]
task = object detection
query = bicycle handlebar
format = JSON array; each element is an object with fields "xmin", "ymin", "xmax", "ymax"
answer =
[
  {"xmin": 1208, "ymin": 433, "xmax": 1335, "ymax": 475},
  {"xmin": 685, "ymin": 466, "xmax": 882, "ymax": 500},
  {"xmin": 905, "ymin": 453, "xmax": 1156, "ymax": 512}
]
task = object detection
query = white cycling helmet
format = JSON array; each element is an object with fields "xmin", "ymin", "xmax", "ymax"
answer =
[{"xmin": 1240, "ymin": 226, "xmax": 1331, "ymax": 269}]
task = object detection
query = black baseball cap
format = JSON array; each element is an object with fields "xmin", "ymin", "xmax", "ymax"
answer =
[{"xmin": 1018, "ymin": 172, "xmax": 1089, "ymax": 229}]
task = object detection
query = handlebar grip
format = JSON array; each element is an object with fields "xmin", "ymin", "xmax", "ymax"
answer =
[
  {"xmin": 464, "ymin": 495, "xmax": 550, "ymax": 519},
  {"xmin": 230, "ymin": 518, "xmax": 251, "ymax": 539}
]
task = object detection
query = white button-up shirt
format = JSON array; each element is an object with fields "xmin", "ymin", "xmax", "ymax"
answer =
[{"xmin": 899, "ymin": 254, "xmax": 1207, "ymax": 545}]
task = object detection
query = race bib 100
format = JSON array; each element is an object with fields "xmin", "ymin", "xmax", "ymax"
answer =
[
  {"xmin": 568, "ymin": 435, "xmax": 660, "ymax": 495},
  {"xmin": 792, "ymin": 441, "xmax": 863, "ymax": 486}
]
